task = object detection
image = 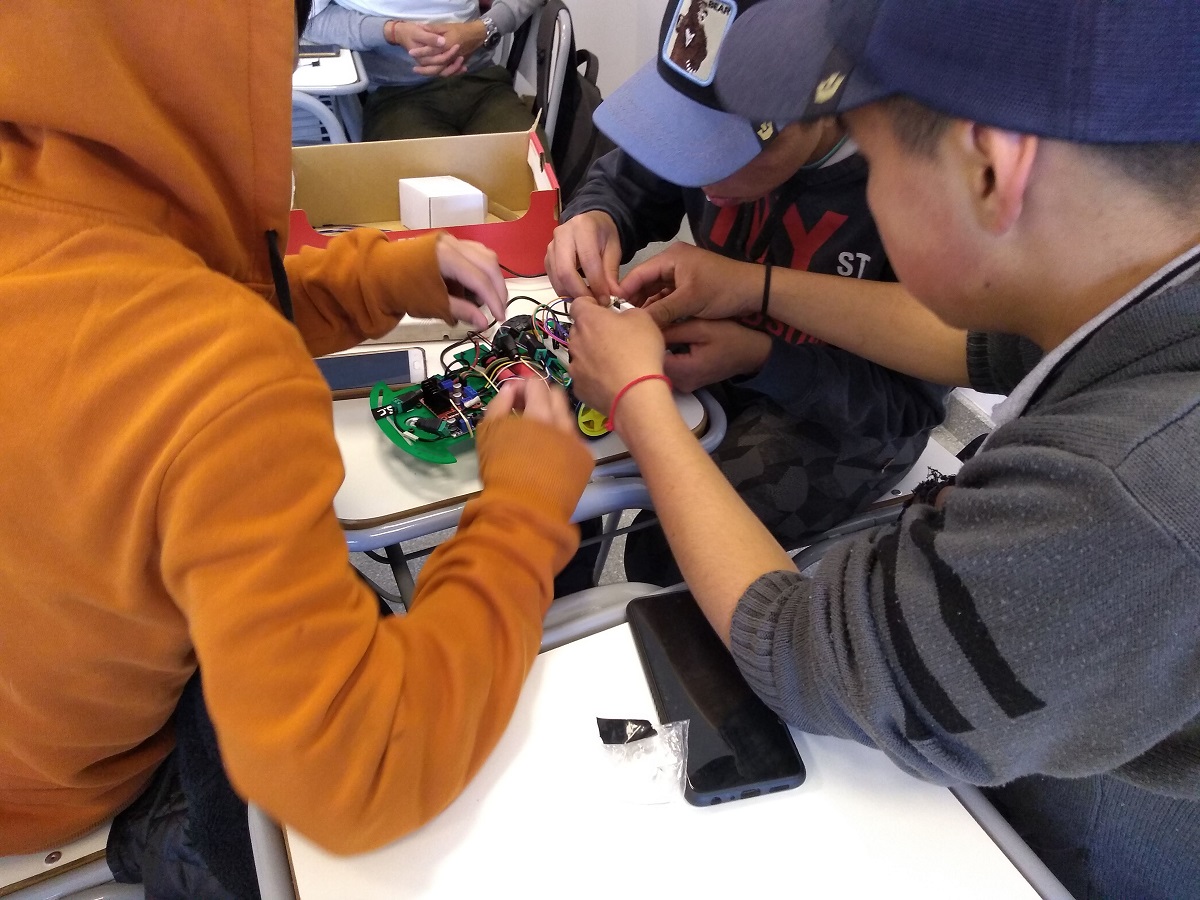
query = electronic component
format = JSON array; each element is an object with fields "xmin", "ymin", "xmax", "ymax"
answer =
[{"xmin": 368, "ymin": 300, "xmax": 611, "ymax": 464}]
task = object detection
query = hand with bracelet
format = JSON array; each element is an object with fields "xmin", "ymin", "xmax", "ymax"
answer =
[
  {"xmin": 617, "ymin": 242, "xmax": 766, "ymax": 327},
  {"xmin": 566, "ymin": 296, "xmax": 671, "ymax": 431},
  {"xmin": 384, "ymin": 19, "xmax": 467, "ymax": 78}
]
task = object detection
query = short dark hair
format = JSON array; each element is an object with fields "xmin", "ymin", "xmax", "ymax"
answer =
[
  {"xmin": 879, "ymin": 96, "xmax": 952, "ymax": 157},
  {"xmin": 1079, "ymin": 143, "xmax": 1200, "ymax": 215},
  {"xmin": 880, "ymin": 95, "xmax": 1200, "ymax": 215}
]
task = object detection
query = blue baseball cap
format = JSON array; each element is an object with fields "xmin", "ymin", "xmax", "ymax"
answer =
[
  {"xmin": 593, "ymin": 0, "xmax": 784, "ymax": 188},
  {"xmin": 713, "ymin": 0, "xmax": 1200, "ymax": 143}
]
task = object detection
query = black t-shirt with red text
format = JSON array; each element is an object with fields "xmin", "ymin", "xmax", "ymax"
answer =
[{"xmin": 564, "ymin": 149, "xmax": 948, "ymax": 542}]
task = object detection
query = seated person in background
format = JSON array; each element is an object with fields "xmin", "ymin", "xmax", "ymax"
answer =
[
  {"xmin": 546, "ymin": 11, "xmax": 947, "ymax": 585},
  {"xmin": 566, "ymin": 1, "xmax": 1200, "ymax": 897},
  {"xmin": 304, "ymin": 0, "xmax": 539, "ymax": 141},
  {"xmin": 0, "ymin": 0, "xmax": 592, "ymax": 895}
]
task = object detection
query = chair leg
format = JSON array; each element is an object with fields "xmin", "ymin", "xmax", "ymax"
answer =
[
  {"xmin": 590, "ymin": 512, "xmax": 622, "ymax": 587},
  {"xmin": 383, "ymin": 543, "xmax": 417, "ymax": 608}
]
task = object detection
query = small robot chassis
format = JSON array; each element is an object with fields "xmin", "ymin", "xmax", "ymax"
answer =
[{"xmin": 369, "ymin": 302, "xmax": 609, "ymax": 464}]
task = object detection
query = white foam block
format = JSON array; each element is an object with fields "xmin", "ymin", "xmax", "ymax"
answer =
[{"xmin": 398, "ymin": 175, "xmax": 487, "ymax": 229}]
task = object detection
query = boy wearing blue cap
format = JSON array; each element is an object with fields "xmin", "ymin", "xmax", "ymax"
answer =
[
  {"xmin": 566, "ymin": 1, "xmax": 1200, "ymax": 896},
  {"xmin": 547, "ymin": 0, "xmax": 947, "ymax": 585}
]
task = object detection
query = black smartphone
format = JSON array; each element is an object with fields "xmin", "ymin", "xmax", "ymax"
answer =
[
  {"xmin": 315, "ymin": 346, "xmax": 427, "ymax": 398},
  {"xmin": 626, "ymin": 590, "xmax": 806, "ymax": 807}
]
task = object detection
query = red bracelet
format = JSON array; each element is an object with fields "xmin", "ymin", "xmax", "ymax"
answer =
[{"xmin": 607, "ymin": 373, "xmax": 672, "ymax": 431}]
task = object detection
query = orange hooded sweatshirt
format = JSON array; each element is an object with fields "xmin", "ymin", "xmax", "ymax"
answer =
[{"xmin": 0, "ymin": 0, "xmax": 592, "ymax": 855}]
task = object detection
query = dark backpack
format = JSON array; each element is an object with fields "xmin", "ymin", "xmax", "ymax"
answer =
[{"xmin": 509, "ymin": 1, "xmax": 616, "ymax": 203}]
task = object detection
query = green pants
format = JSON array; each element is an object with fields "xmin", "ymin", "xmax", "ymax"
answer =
[{"xmin": 364, "ymin": 64, "xmax": 535, "ymax": 141}]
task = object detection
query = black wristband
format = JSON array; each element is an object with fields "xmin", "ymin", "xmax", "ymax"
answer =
[{"xmin": 760, "ymin": 262, "xmax": 773, "ymax": 316}]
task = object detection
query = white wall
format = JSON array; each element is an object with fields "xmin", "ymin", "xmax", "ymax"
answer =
[{"xmin": 561, "ymin": 0, "xmax": 664, "ymax": 99}]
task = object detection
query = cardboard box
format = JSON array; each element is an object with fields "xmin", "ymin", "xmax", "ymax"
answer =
[
  {"xmin": 398, "ymin": 175, "xmax": 487, "ymax": 229},
  {"xmin": 288, "ymin": 129, "xmax": 559, "ymax": 276}
]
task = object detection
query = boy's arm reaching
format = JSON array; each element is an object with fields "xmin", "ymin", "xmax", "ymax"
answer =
[
  {"xmin": 161, "ymin": 361, "xmax": 593, "ymax": 853},
  {"xmin": 563, "ymin": 149, "xmax": 691, "ymax": 260},
  {"xmin": 624, "ymin": 242, "xmax": 972, "ymax": 386},
  {"xmin": 567, "ymin": 298, "xmax": 795, "ymax": 640},
  {"xmin": 283, "ymin": 230, "xmax": 505, "ymax": 358}
]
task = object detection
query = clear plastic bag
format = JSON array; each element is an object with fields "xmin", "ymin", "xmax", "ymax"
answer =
[{"xmin": 594, "ymin": 717, "xmax": 689, "ymax": 805}]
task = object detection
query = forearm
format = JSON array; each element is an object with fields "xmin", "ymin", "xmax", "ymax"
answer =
[
  {"xmin": 486, "ymin": 0, "xmax": 541, "ymax": 34},
  {"xmin": 615, "ymin": 383, "xmax": 796, "ymax": 642},
  {"xmin": 766, "ymin": 270, "xmax": 970, "ymax": 386},
  {"xmin": 285, "ymin": 230, "xmax": 450, "ymax": 357},
  {"xmin": 565, "ymin": 150, "xmax": 687, "ymax": 258},
  {"xmin": 731, "ymin": 442, "xmax": 1200, "ymax": 789},
  {"xmin": 303, "ymin": 4, "xmax": 389, "ymax": 51},
  {"xmin": 186, "ymin": 406, "xmax": 593, "ymax": 854}
]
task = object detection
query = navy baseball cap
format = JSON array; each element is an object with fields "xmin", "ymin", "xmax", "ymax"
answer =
[
  {"xmin": 593, "ymin": 0, "xmax": 785, "ymax": 188},
  {"xmin": 713, "ymin": 0, "xmax": 1200, "ymax": 143}
]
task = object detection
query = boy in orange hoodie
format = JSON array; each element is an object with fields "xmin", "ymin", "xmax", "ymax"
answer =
[{"xmin": 0, "ymin": 0, "xmax": 593, "ymax": 889}]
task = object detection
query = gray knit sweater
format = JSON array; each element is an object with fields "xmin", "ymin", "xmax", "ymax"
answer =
[{"xmin": 731, "ymin": 274, "xmax": 1200, "ymax": 899}]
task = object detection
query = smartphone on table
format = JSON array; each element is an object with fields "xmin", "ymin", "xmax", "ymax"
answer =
[
  {"xmin": 315, "ymin": 345, "xmax": 427, "ymax": 399},
  {"xmin": 626, "ymin": 590, "xmax": 806, "ymax": 807}
]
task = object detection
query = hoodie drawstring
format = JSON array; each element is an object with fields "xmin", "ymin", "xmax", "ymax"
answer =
[{"xmin": 265, "ymin": 230, "xmax": 295, "ymax": 322}]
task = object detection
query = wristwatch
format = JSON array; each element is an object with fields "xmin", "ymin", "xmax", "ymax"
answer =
[{"xmin": 480, "ymin": 14, "xmax": 500, "ymax": 49}]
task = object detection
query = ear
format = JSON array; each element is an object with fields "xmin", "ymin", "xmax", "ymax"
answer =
[{"xmin": 966, "ymin": 125, "xmax": 1038, "ymax": 234}]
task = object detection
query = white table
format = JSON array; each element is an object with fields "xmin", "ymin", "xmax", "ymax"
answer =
[
  {"xmin": 0, "ymin": 824, "xmax": 110, "ymax": 897},
  {"xmin": 285, "ymin": 623, "xmax": 1046, "ymax": 899},
  {"xmin": 292, "ymin": 47, "xmax": 367, "ymax": 94},
  {"xmin": 332, "ymin": 280, "xmax": 725, "ymax": 547},
  {"xmin": 292, "ymin": 47, "xmax": 367, "ymax": 144}
]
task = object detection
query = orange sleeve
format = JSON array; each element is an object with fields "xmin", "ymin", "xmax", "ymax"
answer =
[
  {"xmin": 159, "ymin": 343, "xmax": 593, "ymax": 853},
  {"xmin": 284, "ymin": 230, "xmax": 453, "ymax": 358}
]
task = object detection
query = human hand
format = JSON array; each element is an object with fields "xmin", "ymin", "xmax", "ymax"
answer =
[
  {"xmin": 411, "ymin": 45, "xmax": 466, "ymax": 78},
  {"xmin": 387, "ymin": 21, "xmax": 466, "ymax": 76},
  {"xmin": 425, "ymin": 21, "xmax": 486, "ymax": 58},
  {"xmin": 434, "ymin": 233, "xmax": 507, "ymax": 328},
  {"xmin": 544, "ymin": 211, "xmax": 623, "ymax": 302},
  {"xmin": 618, "ymin": 242, "xmax": 762, "ymax": 327},
  {"xmin": 661, "ymin": 319, "xmax": 772, "ymax": 393},
  {"xmin": 567, "ymin": 296, "xmax": 666, "ymax": 414},
  {"xmin": 484, "ymin": 377, "xmax": 577, "ymax": 438}
]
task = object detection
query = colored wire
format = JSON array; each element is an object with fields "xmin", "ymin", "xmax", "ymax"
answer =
[
  {"xmin": 499, "ymin": 264, "xmax": 546, "ymax": 279},
  {"xmin": 440, "ymin": 336, "xmax": 474, "ymax": 370},
  {"xmin": 533, "ymin": 313, "xmax": 570, "ymax": 347},
  {"xmin": 486, "ymin": 357, "xmax": 550, "ymax": 386},
  {"xmin": 441, "ymin": 331, "xmax": 490, "ymax": 371},
  {"xmin": 468, "ymin": 359, "xmax": 503, "ymax": 394},
  {"xmin": 530, "ymin": 299, "xmax": 573, "ymax": 347},
  {"xmin": 446, "ymin": 394, "xmax": 474, "ymax": 437},
  {"xmin": 485, "ymin": 359, "xmax": 531, "ymax": 382}
]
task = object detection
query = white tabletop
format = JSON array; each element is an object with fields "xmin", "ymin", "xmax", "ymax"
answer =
[
  {"xmin": 292, "ymin": 48, "xmax": 367, "ymax": 94},
  {"xmin": 332, "ymin": 391, "xmax": 703, "ymax": 527},
  {"xmin": 332, "ymin": 283, "xmax": 711, "ymax": 529},
  {"xmin": 0, "ymin": 823, "xmax": 108, "ymax": 894},
  {"xmin": 286, "ymin": 623, "xmax": 1040, "ymax": 900}
]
